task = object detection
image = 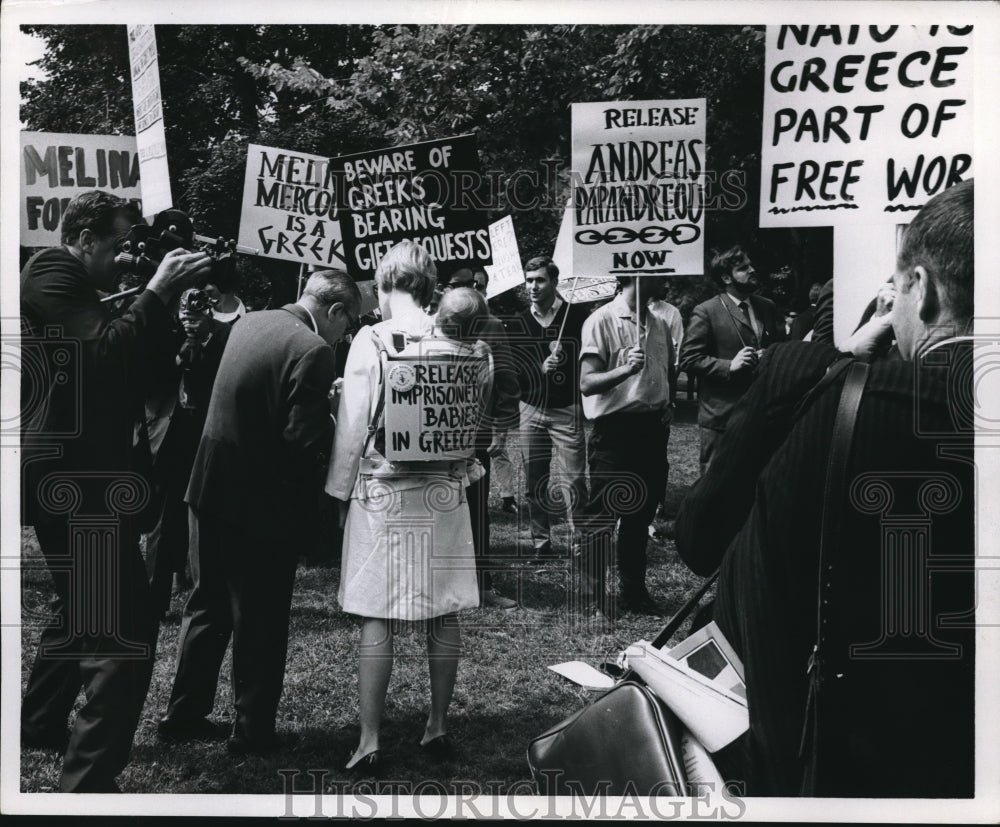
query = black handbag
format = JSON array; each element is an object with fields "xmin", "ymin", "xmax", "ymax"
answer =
[
  {"xmin": 527, "ymin": 681, "xmax": 687, "ymax": 796},
  {"xmin": 526, "ymin": 572, "xmax": 718, "ymax": 795}
]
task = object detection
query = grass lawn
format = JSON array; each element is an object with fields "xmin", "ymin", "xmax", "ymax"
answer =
[{"xmin": 19, "ymin": 407, "xmax": 705, "ymax": 794}]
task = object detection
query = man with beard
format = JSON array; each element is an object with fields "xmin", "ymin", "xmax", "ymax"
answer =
[{"xmin": 679, "ymin": 247, "xmax": 784, "ymax": 474}]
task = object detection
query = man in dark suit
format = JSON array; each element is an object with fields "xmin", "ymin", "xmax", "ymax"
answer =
[
  {"xmin": 158, "ymin": 269, "xmax": 361, "ymax": 754},
  {"xmin": 20, "ymin": 190, "xmax": 212, "ymax": 792},
  {"xmin": 679, "ymin": 246, "xmax": 784, "ymax": 473},
  {"xmin": 675, "ymin": 179, "xmax": 974, "ymax": 797}
]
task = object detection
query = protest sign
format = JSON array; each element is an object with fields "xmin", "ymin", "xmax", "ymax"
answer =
[
  {"xmin": 552, "ymin": 202, "xmax": 574, "ymax": 279},
  {"xmin": 126, "ymin": 25, "xmax": 172, "ymax": 216},
  {"xmin": 382, "ymin": 349, "xmax": 490, "ymax": 462},
  {"xmin": 20, "ymin": 131, "xmax": 141, "ymax": 247},
  {"xmin": 331, "ymin": 135, "xmax": 492, "ymax": 279},
  {"xmin": 237, "ymin": 143, "xmax": 346, "ymax": 268},
  {"xmin": 571, "ymin": 99, "xmax": 706, "ymax": 277},
  {"xmin": 556, "ymin": 276, "xmax": 618, "ymax": 305},
  {"xmin": 760, "ymin": 25, "xmax": 973, "ymax": 227},
  {"xmin": 483, "ymin": 216, "xmax": 523, "ymax": 299}
]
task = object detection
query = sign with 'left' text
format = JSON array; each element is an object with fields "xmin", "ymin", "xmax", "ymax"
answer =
[
  {"xmin": 238, "ymin": 143, "xmax": 346, "ymax": 268},
  {"xmin": 20, "ymin": 131, "xmax": 141, "ymax": 247},
  {"xmin": 127, "ymin": 25, "xmax": 172, "ymax": 216}
]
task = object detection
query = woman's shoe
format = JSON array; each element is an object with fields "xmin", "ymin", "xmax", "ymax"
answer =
[
  {"xmin": 345, "ymin": 749, "xmax": 382, "ymax": 778},
  {"xmin": 418, "ymin": 734, "xmax": 454, "ymax": 762}
]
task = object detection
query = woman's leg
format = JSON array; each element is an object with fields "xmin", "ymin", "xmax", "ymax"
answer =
[
  {"xmin": 346, "ymin": 617, "xmax": 393, "ymax": 767},
  {"xmin": 422, "ymin": 614, "xmax": 461, "ymax": 744}
]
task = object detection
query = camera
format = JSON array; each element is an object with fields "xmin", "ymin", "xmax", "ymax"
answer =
[
  {"xmin": 113, "ymin": 208, "xmax": 239, "ymax": 288},
  {"xmin": 180, "ymin": 288, "xmax": 216, "ymax": 315}
]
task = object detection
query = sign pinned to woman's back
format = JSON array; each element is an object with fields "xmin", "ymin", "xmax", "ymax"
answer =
[{"xmin": 382, "ymin": 340, "xmax": 491, "ymax": 462}]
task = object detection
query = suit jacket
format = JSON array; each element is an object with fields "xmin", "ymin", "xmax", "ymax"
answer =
[
  {"xmin": 810, "ymin": 279, "xmax": 835, "ymax": 347},
  {"xmin": 186, "ymin": 304, "xmax": 336, "ymax": 527},
  {"xmin": 675, "ymin": 340, "xmax": 974, "ymax": 797},
  {"xmin": 20, "ymin": 246, "xmax": 174, "ymax": 522},
  {"xmin": 679, "ymin": 292, "xmax": 784, "ymax": 429},
  {"xmin": 788, "ymin": 306, "xmax": 815, "ymax": 341}
]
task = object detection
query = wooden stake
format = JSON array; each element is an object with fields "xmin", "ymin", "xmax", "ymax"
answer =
[
  {"xmin": 296, "ymin": 263, "xmax": 307, "ymax": 301},
  {"xmin": 552, "ymin": 277, "xmax": 581, "ymax": 351},
  {"xmin": 635, "ymin": 275, "xmax": 641, "ymax": 346}
]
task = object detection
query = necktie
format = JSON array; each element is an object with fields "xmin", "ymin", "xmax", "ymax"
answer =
[{"xmin": 737, "ymin": 301, "xmax": 759, "ymax": 348}]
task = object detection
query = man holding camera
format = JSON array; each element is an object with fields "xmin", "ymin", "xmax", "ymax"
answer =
[
  {"xmin": 679, "ymin": 246, "xmax": 784, "ymax": 474},
  {"xmin": 144, "ymin": 288, "xmax": 233, "ymax": 619},
  {"xmin": 20, "ymin": 190, "xmax": 212, "ymax": 792}
]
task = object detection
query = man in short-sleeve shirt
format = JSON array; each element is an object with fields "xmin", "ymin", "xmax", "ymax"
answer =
[{"xmin": 575, "ymin": 276, "xmax": 675, "ymax": 619}]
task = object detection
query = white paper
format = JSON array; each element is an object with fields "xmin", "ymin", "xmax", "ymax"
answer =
[
  {"xmin": 547, "ymin": 661, "xmax": 616, "ymax": 689},
  {"xmin": 626, "ymin": 640, "xmax": 749, "ymax": 752}
]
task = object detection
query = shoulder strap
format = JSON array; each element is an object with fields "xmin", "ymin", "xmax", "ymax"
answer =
[
  {"xmin": 361, "ymin": 329, "xmax": 391, "ymax": 458},
  {"xmin": 649, "ymin": 570, "xmax": 719, "ymax": 651},
  {"xmin": 790, "ymin": 355, "xmax": 853, "ymax": 421},
  {"xmin": 799, "ymin": 360, "xmax": 870, "ymax": 794}
]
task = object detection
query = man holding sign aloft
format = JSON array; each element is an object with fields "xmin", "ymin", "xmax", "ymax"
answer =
[
  {"xmin": 574, "ymin": 275, "xmax": 675, "ymax": 621},
  {"xmin": 509, "ymin": 256, "xmax": 589, "ymax": 558}
]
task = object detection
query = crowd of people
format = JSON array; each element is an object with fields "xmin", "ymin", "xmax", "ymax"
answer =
[{"xmin": 19, "ymin": 179, "xmax": 975, "ymax": 797}]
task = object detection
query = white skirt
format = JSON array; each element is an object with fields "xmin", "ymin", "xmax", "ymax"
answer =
[{"xmin": 338, "ymin": 473, "xmax": 480, "ymax": 620}]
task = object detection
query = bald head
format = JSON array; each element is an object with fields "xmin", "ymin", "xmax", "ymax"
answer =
[{"xmin": 299, "ymin": 269, "xmax": 362, "ymax": 346}]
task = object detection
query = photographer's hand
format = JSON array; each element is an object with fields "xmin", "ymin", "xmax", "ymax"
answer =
[
  {"xmin": 181, "ymin": 311, "xmax": 211, "ymax": 344},
  {"xmin": 147, "ymin": 248, "xmax": 213, "ymax": 305}
]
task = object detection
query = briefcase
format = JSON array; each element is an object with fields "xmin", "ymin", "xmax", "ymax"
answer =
[{"xmin": 527, "ymin": 680, "xmax": 686, "ymax": 796}]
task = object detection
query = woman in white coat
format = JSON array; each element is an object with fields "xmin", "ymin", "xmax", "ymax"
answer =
[{"xmin": 327, "ymin": 241, "xmax": 488, "ymax": 774}]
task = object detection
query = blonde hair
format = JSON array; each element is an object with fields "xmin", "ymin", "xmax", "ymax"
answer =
[{"xmin": 374, "ymin": 240, "xmax": 437, "ymax": 306}]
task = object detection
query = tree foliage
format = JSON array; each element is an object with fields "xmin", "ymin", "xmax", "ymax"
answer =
[{"xmin": 21, "ymin": 23, "xmax": 828, "ymax": 313}]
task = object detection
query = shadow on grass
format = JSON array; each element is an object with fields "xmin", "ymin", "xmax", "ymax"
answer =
[{"xmin": 124, "ymin": 708, "xmax": 565, "ymax": 795}]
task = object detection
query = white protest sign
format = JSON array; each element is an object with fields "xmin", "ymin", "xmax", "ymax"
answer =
[
  {"xmin": 571, "ymin": 99, "xmax": 706, "ymax": 276},
  {"xmin": 20, "ymin": 131, "xmax": 141, "ymax": 247},
  {"xmin": 237, "ymin": 143, "xmax": 346, "ymax": 267},
  {"xmin": 483, "ymin": 216, "xmax": 523, "ymax": 299},
  {"xmin": 760, "ymin": 25, "xmax": 973, "ymax": 227},
  {"xmin": 552, "ymin": 202, "xmax": 574, "ymax": 278},
  {"xmin": 556, "ymin": 276, "xmax": 618, "ymax": 305},
  {"xmin": 126, "ymin": 25, "xmax": 171, "ymax": 216},
  {"xmin": 382, "ymin": 350, "xmax": 490, "ymax": 462}
]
